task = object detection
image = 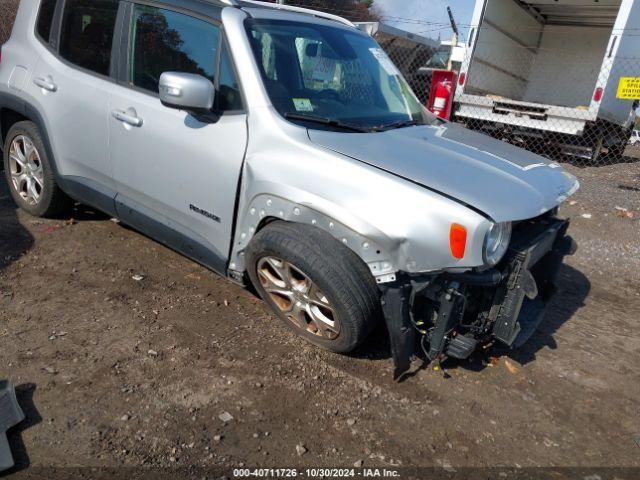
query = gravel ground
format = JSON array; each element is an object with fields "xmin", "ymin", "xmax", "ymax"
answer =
[
  {"xmin": 1, "ymin": 157, "xmax": 640, "ymax": 480},
  {"xmin": 563, "ymin": 147, "xmax": 640, "ymax": 280}
]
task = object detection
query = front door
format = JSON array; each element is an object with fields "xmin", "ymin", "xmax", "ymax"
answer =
[{"xmin": 108, "ymin": 3, "xmax": 247, "ymax": 273}]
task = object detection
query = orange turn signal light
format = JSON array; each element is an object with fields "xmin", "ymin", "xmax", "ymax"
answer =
[{"xmin": 450, "ymin": 224, "xmax": 467, "ymax": 259}]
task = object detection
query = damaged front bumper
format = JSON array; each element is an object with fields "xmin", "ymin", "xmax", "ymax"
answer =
[{"xmin": 380, "ymin": 216, "xmax": 576, "ymax": 380}]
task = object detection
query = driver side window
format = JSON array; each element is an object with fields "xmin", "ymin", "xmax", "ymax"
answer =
[{"xmin": 129, "ymin": 5, "xmax": 220, "ymax": 94}]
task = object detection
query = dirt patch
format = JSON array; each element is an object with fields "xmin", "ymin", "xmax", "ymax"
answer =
[
  {"xmin": 563, "ymin": 157, "xmax": 640, "ymax": 281},
  {"xmin": 1, "ymin": 165, "xmax": 640, "ymax": 477}
]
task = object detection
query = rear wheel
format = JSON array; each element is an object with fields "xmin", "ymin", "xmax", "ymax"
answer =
[
  {"xmin": 246, "ymin": 221, "xmax": 382, "ymax": 353},
  {"xmin": 3, "ymin": 121, "xmax": 72, "ymax": 217}
]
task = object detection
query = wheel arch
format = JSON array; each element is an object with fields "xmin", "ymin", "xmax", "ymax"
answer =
[
  {"xmin": 230, "ymin": 194, "xmax": 400, "ymax": 285},
  {"xmin": 0, "ymin": 92, "xmax": 59, "ymax": 178},
  {"xmin": 0, "ymin": 108, "xmax": 29, "ymax": 150}
]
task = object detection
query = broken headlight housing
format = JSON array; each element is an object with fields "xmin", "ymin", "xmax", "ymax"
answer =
[{"xmin": 484, "ymin": 221, "xmax": 512, "ymax": 266}]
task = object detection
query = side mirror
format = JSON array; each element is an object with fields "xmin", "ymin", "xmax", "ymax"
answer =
[{"xmin": 159, "ymin": 72, "xmax": 215, "ymax": 112}]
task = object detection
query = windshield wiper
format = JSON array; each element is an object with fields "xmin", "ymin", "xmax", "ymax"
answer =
[
  {"xmin": 372, "ymin": 119, "xmax": 423, "ymax": 132},
  {"xmin": 284, "ymin": 113, "xmax": 371, "ymax": 133}
]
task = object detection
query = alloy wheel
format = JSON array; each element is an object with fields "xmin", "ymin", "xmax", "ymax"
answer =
[
  {"xmin": 9, "ymin": 135, "xmax": 44, "ymax": 206},
  {"xmin": 257, "ymin": 256, "xmax": 340, "ymax": 340}
]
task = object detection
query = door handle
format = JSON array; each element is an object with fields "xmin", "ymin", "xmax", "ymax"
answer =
[
  {"xmin": 33, "ymin": 76, "xmax": 57, "ymax": 92},
  {"xmin": 111, "ymin": 109, "xmax": 143, "ymax": 127}
]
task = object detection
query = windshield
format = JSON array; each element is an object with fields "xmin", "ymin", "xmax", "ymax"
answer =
[
  {"xmin": 425, "ymin": 48, "xmax": 451, "ymax": 69},
  {"xmin": 246, "ymin": 19, "xmax": 437, "ymax": 132}
]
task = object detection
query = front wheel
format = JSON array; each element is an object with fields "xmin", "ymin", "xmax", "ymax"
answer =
[{"xmin": 246, "ymin": 221, "xmax": 382, "ymax": 353}]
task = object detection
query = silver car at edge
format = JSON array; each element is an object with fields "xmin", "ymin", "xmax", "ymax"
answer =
[{"xmin": 1, "ymin": 0, "xmax": 579, "ymax": 379}]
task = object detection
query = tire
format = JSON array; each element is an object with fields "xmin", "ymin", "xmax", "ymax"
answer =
[
  {"xmin": 246, "ymin": 221, "xmax": 382, "ymax": 353},
  {"xmin": 3, "ymin": 121, "xmax": 72, "ymax": 217}
]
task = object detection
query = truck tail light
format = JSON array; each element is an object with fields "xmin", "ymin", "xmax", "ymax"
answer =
[
  {"xmin": 450, "ymin": 224, "xmax": 467, "ymax": 259},
  {"xmin": 458, "ymin": 73, "xmax": 466, "ymax": 86},
  {"xmin": 593, "ymin": 87, "xmax": 603, "ymax": 102}
]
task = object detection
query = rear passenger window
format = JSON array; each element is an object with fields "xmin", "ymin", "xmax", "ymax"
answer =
[
  {"xmin": 59, "ymin": 0, "xmax": 119, "ymax": 76},
  {"xmin": 129, "ymin": 5, "xmax": 220, "ymax": 94},
  {"xmin": 36, "ymin": 0, "xmax": 57, "ymax": 43}
]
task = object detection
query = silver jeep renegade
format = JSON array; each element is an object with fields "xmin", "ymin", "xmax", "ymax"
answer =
[{"xmin": 1, "ymin": 0, "xmax": 579, "ymax": 378}]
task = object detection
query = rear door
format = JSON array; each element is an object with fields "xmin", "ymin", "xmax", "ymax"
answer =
[
  {"xmin": 28, "ymin": 0, "xmax": 122, "ymax": 214},
  {"xmin": 108, "ymin": 3, "xmax": 247, "ymax": 273}
]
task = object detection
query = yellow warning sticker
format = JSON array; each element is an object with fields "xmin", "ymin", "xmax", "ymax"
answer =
[{"xmin": 616, "ymin": 77, "xmax": 640, "ymax": 99}]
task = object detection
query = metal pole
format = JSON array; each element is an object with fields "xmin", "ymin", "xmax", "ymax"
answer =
[{"xmin": 447, "ymin": 6, "xmax": 459, "ymax": 71}]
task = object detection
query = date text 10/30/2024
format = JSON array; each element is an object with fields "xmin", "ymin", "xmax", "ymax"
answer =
[{"xmin": 233, "ymin": 468, "xmax": 402, "ymax": 478}]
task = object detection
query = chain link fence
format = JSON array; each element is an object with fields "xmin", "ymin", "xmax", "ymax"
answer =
[{"xmin": 454, "ymin": 55, "xmax": 640, "ymax": 166}]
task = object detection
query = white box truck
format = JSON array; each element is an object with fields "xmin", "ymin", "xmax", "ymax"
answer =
[{"xmin": 454, "ymin": 0, "xmax": 640, "ymax": 162}]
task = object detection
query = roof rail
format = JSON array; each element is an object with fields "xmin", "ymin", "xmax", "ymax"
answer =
[
  {"xmin": 219, "ymin": 0, "xmax": 240, "ymax": 6},
  {"xmin": 240, "ymin": 0, "xmax": 355, "ymax": 28}
]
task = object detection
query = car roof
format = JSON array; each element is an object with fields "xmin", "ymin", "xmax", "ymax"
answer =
[
  {"xmin": 236, "ymin": 1, "xmax": 354, "ymax": 26},
  {"xmin": 156, "ymin": 0, "xmax": 354, "ymax": 28},
  {"xmin": 150, "ymin": 0, "xmax": 225, "ymax": 21}
]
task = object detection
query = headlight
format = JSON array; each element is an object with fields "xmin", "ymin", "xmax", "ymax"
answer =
[{"xmin": 484, "ymin": 222, "xmax": 512, "ymax": 266}]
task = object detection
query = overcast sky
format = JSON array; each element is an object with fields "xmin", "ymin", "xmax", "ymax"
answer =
[{"xmin": 372, "ymin": 0, "xmax": 476, "ymax": 41}]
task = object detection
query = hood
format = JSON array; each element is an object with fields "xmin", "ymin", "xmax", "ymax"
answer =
[{"xmin": 307, "ymin": 123, "xmax": 579, "ymax": 222}]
